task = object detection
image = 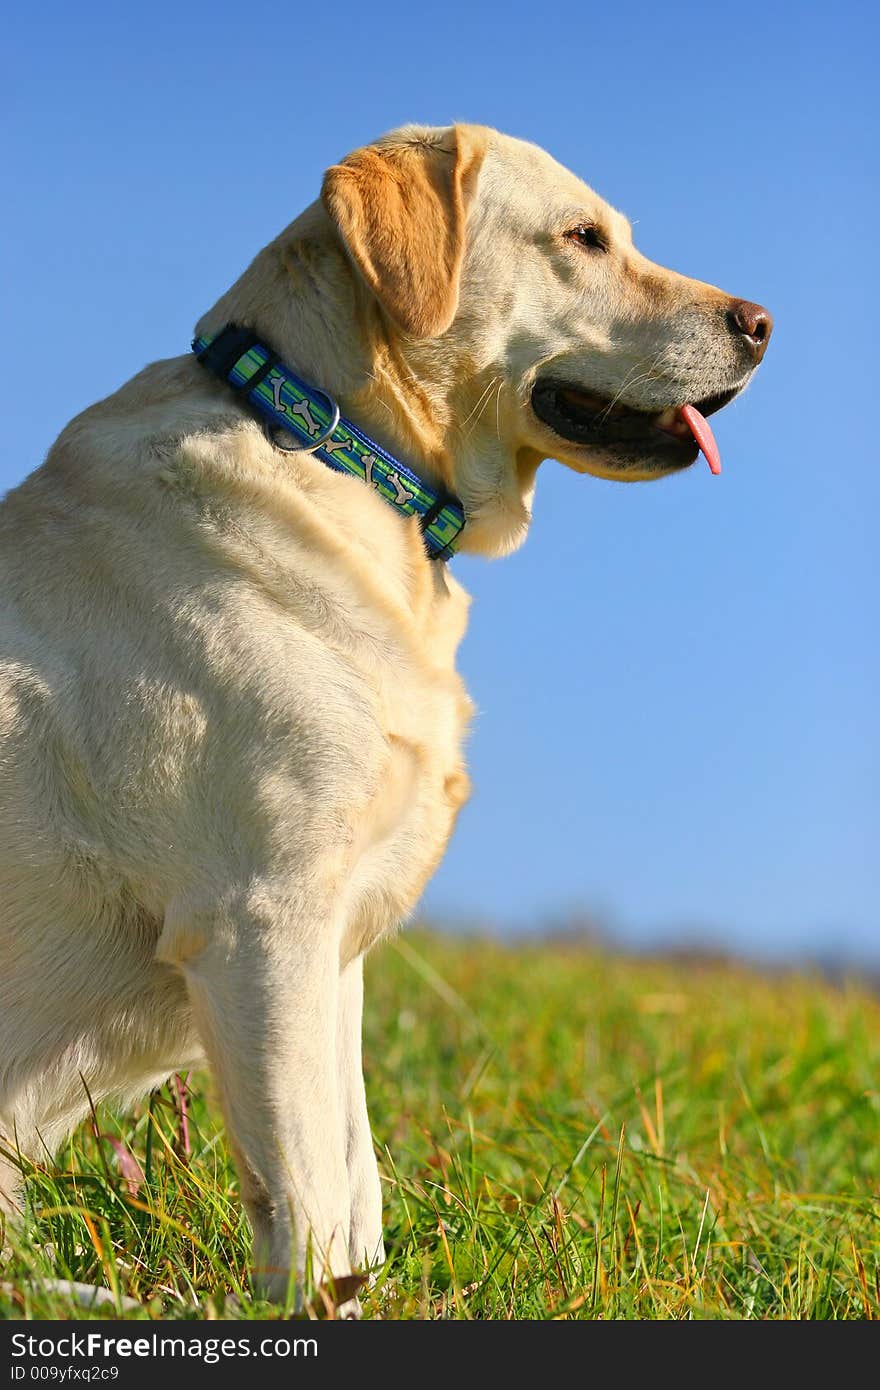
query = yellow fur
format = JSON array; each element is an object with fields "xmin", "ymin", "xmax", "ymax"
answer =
[{"xmin": 0, "ymin": 124, "xmax": 768, "ymax": 1307}]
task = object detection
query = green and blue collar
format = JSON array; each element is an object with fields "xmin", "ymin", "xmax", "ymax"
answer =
[{"xmin": 192, "ymin": 325, "xmax": 466, "ymax": 561}]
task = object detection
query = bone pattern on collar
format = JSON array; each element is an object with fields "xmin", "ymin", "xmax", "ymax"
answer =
[{"xmin": 193, "ymin": 327, "xmax": 466, "ymax": 561}]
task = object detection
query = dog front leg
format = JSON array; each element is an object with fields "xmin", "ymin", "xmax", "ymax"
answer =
[
  {"xmin": 161, "ymin": 892, "xmax": 353, "ymax": 1306},
  {"xmin": 338, "ymin": 955, "xmax": 385, "ymax": 1272}
]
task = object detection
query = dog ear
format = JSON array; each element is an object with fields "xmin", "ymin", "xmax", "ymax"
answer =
[{"xmin": 321, "ymin": 125, "xmax": 487, "ymax": 339}]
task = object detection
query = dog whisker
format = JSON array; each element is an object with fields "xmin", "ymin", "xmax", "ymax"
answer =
[{"xmin": 461, "ymin": 375, "xmax": 502, "ymax": 435}]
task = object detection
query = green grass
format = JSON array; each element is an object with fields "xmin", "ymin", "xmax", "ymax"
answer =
[{"xmin": 2, "ymin": 933, "xmax": 879, "ymax": 1320}]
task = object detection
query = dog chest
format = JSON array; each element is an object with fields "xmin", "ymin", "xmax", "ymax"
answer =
[{"xmin": 334, "ymin": 617, "xmax": 474, "ymax": 964}]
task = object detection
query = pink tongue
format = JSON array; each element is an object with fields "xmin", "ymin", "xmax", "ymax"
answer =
[{"xmin": 680, "ymin": 404, "xmax": 722, "ymax": 475}]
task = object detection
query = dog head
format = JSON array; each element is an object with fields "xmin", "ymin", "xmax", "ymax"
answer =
[{"xmin": 252, "ymin": 124, "xmax": 772, "ymax": 555}]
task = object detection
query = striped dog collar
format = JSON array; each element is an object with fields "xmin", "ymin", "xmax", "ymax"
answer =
[{"xmin": 192, "ymin": 325, "xmax": 466, "ymax": 561}]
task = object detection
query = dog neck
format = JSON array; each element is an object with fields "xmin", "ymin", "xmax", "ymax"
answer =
[{"xmin": 194, "ymin": 201, "xmax": 537, "ymax": 560}]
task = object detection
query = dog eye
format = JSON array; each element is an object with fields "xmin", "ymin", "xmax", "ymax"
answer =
[{"xmin": 565, "ymin": 224, "xmax": 608, "ymax": 253}]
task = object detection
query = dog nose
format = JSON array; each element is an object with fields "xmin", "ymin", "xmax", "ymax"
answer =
[{"xmin": 727, "ymin": 299, "xmax": 773, "ymax": 362}]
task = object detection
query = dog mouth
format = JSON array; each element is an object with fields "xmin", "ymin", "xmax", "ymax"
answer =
[{"xmin": 530, "ymin": 379, "xmax": 741, "ymax": 474}]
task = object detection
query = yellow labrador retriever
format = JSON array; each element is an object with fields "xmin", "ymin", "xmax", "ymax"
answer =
[{"xmin": 0, "ymin": 124, "xmax": 771, "ymax": 1301}]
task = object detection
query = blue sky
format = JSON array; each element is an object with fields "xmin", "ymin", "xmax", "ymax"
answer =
[{"xmin": 3, "ymin": 1, "xmax": 877, "ymax": 961}]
